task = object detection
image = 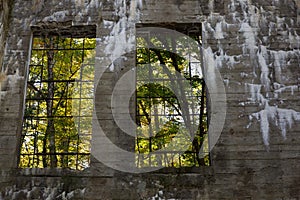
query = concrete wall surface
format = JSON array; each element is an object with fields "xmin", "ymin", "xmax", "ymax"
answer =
[{"xmin": 0, "ymin": 0, "xmax": 299, "ymax": 199}]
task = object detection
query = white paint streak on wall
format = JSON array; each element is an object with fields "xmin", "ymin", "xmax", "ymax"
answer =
[
  {"xmin": 274, "ymin": 85, "xmax": 298, "ymax": 98},
  {"xmin": 257, "ymin": 46, "xmax": 271, "ymax": 97},
  {"xmin": 239, "ymin": 22, "xmax": 257, "ymax": 56},
  {"xmin": 0, "ymin": 69, "xmax": 23, "ymax": 102},
  {"xmin": 42, "ymin": 11, "xmax": 69, "ymax": 22},
  {"xmin": 203, "ymin": 47, "xmax": 217, "ymax": 91},
  {"xmin": 214, "ymin": 22, "xmax": 224, "ymax": 39},
  {"xmin": 246, "ymin": 84, "xmax": 262, "ymax": 103},
  {"xmin": 103, "ymin": 0, "xmax": 141, "ymax": 71},
  {"xmin": 7, "ymin": 68, "xmax": 23, "ymax": 92},
  {"xmin": 229, "ymin": 1, "xmax": 300, "ymax": 147},
  {"xmin": 3, "ymin": 184, "xmax": 86, "ymax": 200},
  {"xmin": 250, "ymin": 105, "xmax": 300, "ymax": 146}
]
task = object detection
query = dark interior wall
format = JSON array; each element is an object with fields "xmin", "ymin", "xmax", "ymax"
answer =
[{"xmin": 0, "ymin": 0, "xmax": 299, "ymax": 199}]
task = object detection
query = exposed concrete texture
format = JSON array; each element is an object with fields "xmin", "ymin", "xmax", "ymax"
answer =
[
  {"xmin": 0, "ymin": 0, "xmax": 13, "ymax": 71},
  {"xmin": 0, "ymin": 0, "xmax": 299, "ymax": 199}
]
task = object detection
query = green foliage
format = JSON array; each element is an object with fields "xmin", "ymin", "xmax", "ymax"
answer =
[
  {"xmin": 20, "ymin": 36, "xmax": 96, "ymax": 170},
  {"xmin": 135, "ymin": 33, "xmax": 209, "ymax": 168}
]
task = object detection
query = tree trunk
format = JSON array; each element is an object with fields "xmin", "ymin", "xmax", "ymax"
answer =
[
  {"xmin": 194, "ymin": 82, "xmax": 206, "ymax": 166},
  {"xmin": 45, "ymin": 37, "xmax": 57, "ymax": 168}
]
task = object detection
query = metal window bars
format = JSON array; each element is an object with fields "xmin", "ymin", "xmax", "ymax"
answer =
[
  {"xmin": 19, "ymin": 32, "xmax": 96, "ymax": 170},
  {"xmin": 135, "ymin": 24, "xmax": 210, "ymax": 168}
]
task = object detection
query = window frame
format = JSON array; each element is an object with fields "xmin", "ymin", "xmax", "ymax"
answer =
[
  {"xmin": 135, "ymin": 23, "xmax": 210, "ymax": 169},
  {"xmin": 19, "ymin": 26, "xmax": 96, "ymax": 170}
]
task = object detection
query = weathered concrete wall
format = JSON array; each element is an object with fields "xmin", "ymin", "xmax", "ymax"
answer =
[
  {"xmin": 0, "ymin": 0, "xmax": 13, "ymax": 70},
  {"xmin": 0, "ymin": 0, "xmax": 300, "ymax": 199},
  {"xmin": 0, "ymin": 0, "xmax": 16, "ymax": 192}
]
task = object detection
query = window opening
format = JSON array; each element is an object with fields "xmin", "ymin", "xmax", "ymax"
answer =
[
  {"xmin": 19, "ymin": 28, "xmax": 96, "ymax": 170},
  {"xmin": 135, "ymin": 24, "xmax": 209, "ymax": 168}
]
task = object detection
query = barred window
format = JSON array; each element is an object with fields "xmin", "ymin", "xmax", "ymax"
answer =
[
  {"xmin": 135, "ymin": 24, "xmax": 209, "ymax": 168},
  {"xmin": 19, "ymin": 26, "xmax": 96, "ymax": 170}
]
